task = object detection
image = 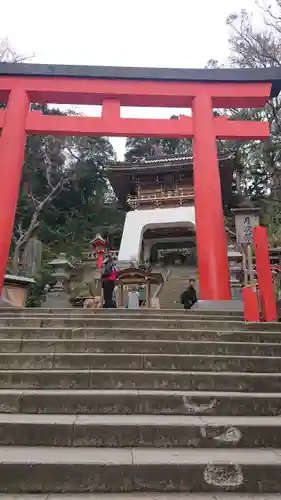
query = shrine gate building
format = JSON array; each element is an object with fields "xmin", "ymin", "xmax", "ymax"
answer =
[{"xmin": 107, "ymin": 152, "xmax": 235, "ymax": 270}]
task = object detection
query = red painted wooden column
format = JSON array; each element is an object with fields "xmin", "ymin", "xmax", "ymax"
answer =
[
  {"xmin": 242, "ymin": 286, "xmax": 260, "ymax": 322},
  {"xmin": 192, "ymin": 94, "xmax": 231, "ymax": 300},
  {"xmin": 253, "ymin": 226, "xmax": 277, "ymax": 322},
  {"xmin": 0, "ymin": 87, "xmax": 29, "ymax": 294}
]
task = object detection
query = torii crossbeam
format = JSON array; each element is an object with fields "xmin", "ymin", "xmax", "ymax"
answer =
[{"xmin": 0, "ymin": 64, "xmax": 279, "ymax": 301}]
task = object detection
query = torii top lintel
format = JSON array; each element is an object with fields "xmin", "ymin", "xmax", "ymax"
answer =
[
  {"xmin": 0, "ymin": 63, "xmax": 278, "ymax": 139},
  {"xmin": 0, "ymin": 62, "xmax": 280, "ymax": 108}
]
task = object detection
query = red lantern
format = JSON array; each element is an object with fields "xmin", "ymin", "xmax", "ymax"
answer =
[{"xmin": 91, "ymin": 234, "xmax": 107, "ymax": 270}]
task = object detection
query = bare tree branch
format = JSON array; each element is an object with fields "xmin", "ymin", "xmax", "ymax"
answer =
[
  {"xmin": 46, "ymin": 163, "xmax": 55, "ymax": 189},
  {"xmin": 11, "ymin": 175, "xmax": 69, "ymax": 273},
  {"xmin": 65, "ymin": 146, "xmax": 80, "ymax": 161},
  {"xmin": 0, "ymin": 38, "xmax": 33, "ymax": 63}
]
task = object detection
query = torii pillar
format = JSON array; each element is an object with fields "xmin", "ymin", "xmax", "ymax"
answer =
[
  {"xmin": 0, "ymin": 88, "xmax": 29, "ymax": 292},
  {"xmin": 192, "ymin": 94, "xmax": 231, "ymax": 300}
]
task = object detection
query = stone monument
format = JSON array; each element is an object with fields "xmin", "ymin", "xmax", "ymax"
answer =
[
  {"xmin": 21, "ymin": 237, "xmax": 42, "ymax": 277},
  {"xmin": 231, "ymin": 201, "xmax": 260, "ymax": 287}
]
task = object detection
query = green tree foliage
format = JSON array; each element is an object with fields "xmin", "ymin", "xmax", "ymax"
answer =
[
  {"xmin": 0, "ymin": 40, "xmax": 124, "ymax": 271},
  {"xmin": 125, "ymin": 116, "xmax": 192, "ymax": 161},
  {"xmin": 212, "ymin": 2, "xmax": 281, "ymax": 204},
  {"xmin": 12, "ymin": 105, "xmax": 122, "ymax": 269},
  {"xmin": 206, "ymin": 3, "xmax": 281, "ymax": 243},
  {"xmin": 25, "ymin": 255, "xmax": 56, "ymax": 308}
]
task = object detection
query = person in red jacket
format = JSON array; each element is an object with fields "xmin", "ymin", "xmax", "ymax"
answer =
[{"xmin": 101, "ymin": 255, "xmax": 117, "ymax": 308}]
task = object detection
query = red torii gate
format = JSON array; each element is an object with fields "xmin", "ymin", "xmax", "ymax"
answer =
[{"xmin": 0, "ymin": 64, "xmax": 278, "ymax": 301}]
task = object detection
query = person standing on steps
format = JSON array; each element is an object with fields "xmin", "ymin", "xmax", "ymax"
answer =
[
  {"xmin": 138, "ymin": 284, "xmax": 146, "ymax": 307},
  {"xmin": 180, "ymin": 279, "xmax": 197, "ymax": 310},
  {"xmin": 101, "ymin": 254, "xmax": 117, "ymax": 308}
]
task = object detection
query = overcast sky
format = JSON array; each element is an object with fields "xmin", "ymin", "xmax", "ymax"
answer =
[{"xmin": 2, "ymin": 0, "xmax": 257, "ymax": 159}]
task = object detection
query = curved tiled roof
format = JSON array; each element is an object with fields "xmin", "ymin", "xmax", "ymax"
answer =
[{"xmin": 106, "ymin": 152, "xmax": 235, "ymax": 209}]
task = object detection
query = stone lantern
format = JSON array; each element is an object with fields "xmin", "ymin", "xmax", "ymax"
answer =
[
  {"xmin": 49, "ymin": 252, "xmax": 72, "ymax": 280},
  {"xmin": 227, "ymin": 248, "xmax": 243, "ymax": 299},
  {"xmin": 44, "ymin": 253, "xmax": 73, "ymax": 308},
  {"xmin": 91, "ymin": 234, "xmax": 107, "ymax": 270}
]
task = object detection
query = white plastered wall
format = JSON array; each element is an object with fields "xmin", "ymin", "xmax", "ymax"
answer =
[{"xmin": 118, "ymin": 206, "xmax": 196, "ymax": 264}]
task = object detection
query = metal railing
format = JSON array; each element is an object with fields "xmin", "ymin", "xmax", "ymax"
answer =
[{"xmin": 127, "ymin": 189, "xmax": 195, "ymax": 206}]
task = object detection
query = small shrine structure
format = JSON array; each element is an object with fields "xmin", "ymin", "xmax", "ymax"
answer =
[
  {"xmin": 90, "ymin": 234, "xmax": 107, "ymax": 270},
  {"xmin": 116, "ymin": 268, "xmax": 164, "ymax": 308}
]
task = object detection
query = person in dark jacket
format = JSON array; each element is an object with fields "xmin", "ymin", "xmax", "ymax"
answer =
[{"xmin": 180, "ymin": 279, "xmax": 197, "ymax": 310}]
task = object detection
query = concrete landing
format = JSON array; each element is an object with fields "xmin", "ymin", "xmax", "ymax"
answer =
[{"xmin": 192, "ymin": 300, "xmax": 244, "ymax": 312}]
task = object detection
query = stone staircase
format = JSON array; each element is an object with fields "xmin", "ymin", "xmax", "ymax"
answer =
[
  {"xmin": 0, "ymin": 307, "xmax": 280, "ymax": 497},
  {"xmin": 159, "ymin": 266, "xmax": 198, "ymax": 309}
]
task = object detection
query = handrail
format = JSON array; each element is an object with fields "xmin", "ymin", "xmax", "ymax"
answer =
[{"xmin": 152, "ymin": 268, "xmax": 172, "ymax": 300}]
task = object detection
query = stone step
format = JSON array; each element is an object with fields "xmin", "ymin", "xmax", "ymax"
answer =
[
  {"xmin": 0, "ymin": 317, "xmax": 248, "ymax": 329},
  {"xmin": 2, "ymin": 353, "xmax": 281, "ymax": 372},
  {"xmin": 2, "ymin": 496, "xmax": 277, "ymax": 500},
  {"xmin": 1, "ymin": 413, "xmax": 281, "ymax": 448},
  {"xmin": 0, "ymin": 492, "xmax": 272, "ymax": 500},
  {"xmin": 0, "ymin": 308, "xmax": 244, "ymax": 317},
  {"xmin": 0, "ymin": 327, "xmax": 279, "ymax": 342},
  {"xmin": 2, "ymin": 312, "xmax": 241, "ymax": 319},
  {"xmin": 2, "ymin": 388, "xmax": 280, "ymax": 416},
  {"xmin": 0, "ymin": 446, "xmax": 280, "ymax": 492},
  {"xmin": 0, "ymin": 314, "xmax": 254, "ymax": 330},
  {"xmin": 2, "ymin": 338, "xmax": 281, "ymax": 356},
  {"xmin": 160, "ymin": 298, "xmax": 188, "ymax": 302},
  {"xmin": 0, "ymin": 315, "xmax": 246, "ymax": 324},
  {"xmin": 1, "ymin": 495, "xmax": 277, "ymax": 500},
  {"xmin": 0, "ymin": 496, "xmax": 278, "ymax": 500},
  {"xmin": 1, "ymin": 369, "xmax": 281, "ymax": 391},
  {"xmin": 160, "ymin": 299, "xmax": 183, "ymax": 311}
]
